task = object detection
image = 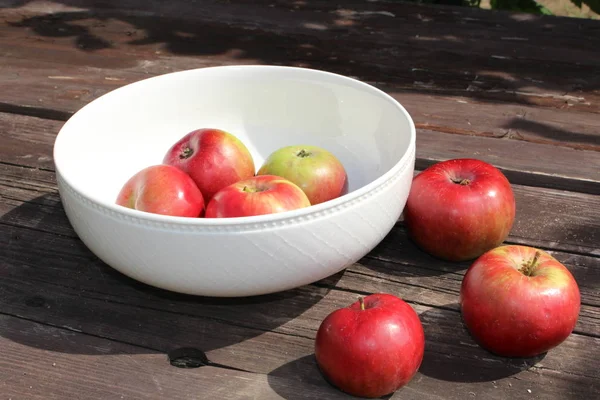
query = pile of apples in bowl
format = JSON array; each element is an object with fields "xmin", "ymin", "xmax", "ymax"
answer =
[
  {"xmin": 116, "ymin": 128, "xmax": 349, "ymax": 219},
  {"xmin": 53, "ymin": 65, "xmax": 416, "ymax": 297}
]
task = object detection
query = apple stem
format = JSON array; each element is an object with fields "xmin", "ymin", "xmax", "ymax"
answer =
[
  {"xmin": 242, "ymin": 185, "xmax": 267, "ymax": 193},
  {"xmin": 180, "ymin": 147, "xmax": 194, "ymax": 159},
  {"xmin": 451, "ymin": 178, "xmax": 471, "ymax": 185},
  {"xmin": 359, "ymin": 297, "xmax": 365, "ymax": 311},
  {"xmin": 519, "ymin": 251, "xmax": 542, "ymax": 277},
  {"xmin": 296, "ymin": 149, "xmax": 311, "ymax": 158}
]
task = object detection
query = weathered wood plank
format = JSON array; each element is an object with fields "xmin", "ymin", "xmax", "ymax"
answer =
[
  {"xmin": 5, "ymin": 0, "xmax": 599, "ymax": 67},
  {"xmin": 2, "ymin": 111, "xmax": 599, "ymax": 196},
  {"xmin": 1, "ymin": 1, "xmax": 599, "ymax": 133},
  {"xmin": 504, "ymin": 187, "xmax": 600, "ymax": 254},
  {"xmin": 2, "ymin": 167, "xmax": 600, "ymax": 332},
  {"xmin": 0, "ymin": 315, "xmax": 351, "ymax": 400},
  {"xmin": 2, "ymin": 52, "xmax": 598, "ymax": 154},
  {"xmin": 2, "ymin": 313, "xmax": 596, "ymax": 400},
  {"xmin": 3, "ymin": 176, "xmax": 599, "ymax": 342},
  {"xmin": 2, "ymin": 168, "xmax": 599, "ymax": 395},
  {"xmin": 3, "ymin": 163, "xmax": 598, "ymax": 335},
  {"xmin": 1, "ymin": 278, "xmax": 598, "ymax": 400},
  {"xmin": 2, "ymin": 208, "xmax": 599, "ymax": 337},
  {"xmin": 347, "ymin": 258, "xmax": 600, "ymax": 338},
  {"xmin": 2, "ymin": 1, "xmax": 599, "ymax": 398},
  {"xmin": 3, "ymin": 155, "xmax": 597, "ymax": 335},
  {"xmin": 3, "ymin": 155, "xmax": 598, "ymax": 256},
  {"xmin": 0, "ymin": 112, "xmax": 63, "ymax": 170},
  {"xmin": 2, "ymin": 37, "xmax": 597, "ymax": 117},
  {"xmin": 416, "ymin": 129, "xmax": 600, "ymax": 195},
  {"xmin": 410, "ymin": 98, "xmax": 600, "ymax": 152}
]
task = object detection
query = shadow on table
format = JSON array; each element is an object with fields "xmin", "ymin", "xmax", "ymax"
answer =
[
  {"xmin": 1, "ymin": 194, "xmax": 340, "ymax": 361},
  {"xmin": 3, "ymin": 0, "xmax": 599, "ymax": 107},
  {"xmin": 502, "ymin": 118, "xmax": 600, "ymax": 149},
  {"xmin": 265, "ymin": 303, "xmax": 545, "ymax": 399},
  {"xmin": 267, "ymin": 354, "xmax": 395, "ymax": 400},
  {"xmin": 364, "ymin": 224, "xmax": 471, "ymax": 277},
  {"xmin": 417, "ymin": 304, "xmax": 546, "ymax": 383}
]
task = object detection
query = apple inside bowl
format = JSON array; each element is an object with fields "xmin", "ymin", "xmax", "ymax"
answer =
[{"xmin": 53, "ymin": 65, "xmax": 416, "ymax": 297}]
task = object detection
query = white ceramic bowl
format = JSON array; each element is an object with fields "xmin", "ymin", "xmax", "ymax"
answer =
[{"xmin": 53, "ymin": 65, "xmax": 416, "ymax": 297}]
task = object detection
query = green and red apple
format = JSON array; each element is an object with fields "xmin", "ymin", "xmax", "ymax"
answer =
[
  {"xmin": 257, "ymin": 145, "xmax": 347, "ymax": 205},
  {"xmin": 460, "ymin": 245, "xmax": 581, "ymax": 357},
  {"xmin": 205, "ymin": 175, "xmax": 311, "ymax": 218}
]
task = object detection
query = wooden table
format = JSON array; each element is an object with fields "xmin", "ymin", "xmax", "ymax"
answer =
[{"xmin": 1, "ymin": 1, "xmax": 599, "ymax": 399}]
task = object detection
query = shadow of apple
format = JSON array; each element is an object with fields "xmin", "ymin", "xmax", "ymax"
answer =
[{"xmin": 417, "ymin": 304, "xmax": 546, "ymax": 383}]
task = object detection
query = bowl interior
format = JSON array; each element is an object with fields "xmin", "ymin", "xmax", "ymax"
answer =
[{"xmin": 54, "ymin": 66, "xmax": 414, "ymax": 208}]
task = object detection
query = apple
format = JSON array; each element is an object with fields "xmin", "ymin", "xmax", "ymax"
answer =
[
  {"xmin": 403, "ymin": 158, "xmax": 516, "ymax": 262},
  {"xmin": 205, "ymin": 174, "xmax": 311, "ymax": 218},
  {"xmin": 314, "ymin": 293, "xmax": 425, "ymax": 398},
  {"xmin": 460, "ymin": 245, "xmax": 581, "ymax": 357},
  {"xmin": 116, "ymin": 164, "xmax": 204, "ymax": 217},
  {"xmin": 257, "ymin": 145, "xmax": 347, "ymax": 205},
  {"xmin": 163, "ymin": 128, "xmax": 255, "ymax": 203}
]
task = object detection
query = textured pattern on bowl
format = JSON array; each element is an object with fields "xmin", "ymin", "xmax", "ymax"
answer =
[{"xmin": 53, "ymin": 65, "xmax": 416, "ymax": 297}]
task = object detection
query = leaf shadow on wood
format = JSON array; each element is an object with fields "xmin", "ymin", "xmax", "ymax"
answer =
[
  {"xmin": 3, "ymin": 0, "xmax": 600, "ymax": 108},
  {"xmin": 417, "ymin": 304, "xmax": 546, "ymax": 383},
  {"xmin": 1, "ymin": 194, "xmax": 341, "ymax": 357},
  {"xmin": 570, "ymin": 0, "xmax": 600, "ymax": 13},
  {"xmin": 502, "ymin": 117, "xmax": 600, "ymax": 148}
]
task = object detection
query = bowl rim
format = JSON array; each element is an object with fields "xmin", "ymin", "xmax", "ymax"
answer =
[{"xmin": 54, "ymin": 64, "xmax": 416, "ymax": 226}]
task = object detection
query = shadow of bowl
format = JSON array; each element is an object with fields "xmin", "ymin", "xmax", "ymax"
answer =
[
  {"xmin": 2, "ymin": 193, "xmax": 342, "ymax": 357},
  {"xmin": 364, "ymin": 225, "xmax": 471, "ymax": 278}
]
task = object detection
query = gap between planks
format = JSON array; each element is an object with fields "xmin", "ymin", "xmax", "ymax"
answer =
[
  {"xmin": 1, "ymin": 111, "xmax": 599, "ymax": 195},
  {"xmin": 1, "ymin": 277, "xmax": 598, "ymax": 400}
]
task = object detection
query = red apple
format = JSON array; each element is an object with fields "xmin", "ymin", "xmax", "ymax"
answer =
[
  {"xmin": 460, "ymin": 245, "xmax": 581, "ymax": 357},
  {"xmin": 403, "ymin": 158, "xmax": 515, "ymax": 261},
  {"xmin": 116, "ymin": 164, "xmax": 204, "ymax": 217},
  {"xmin": 257, "ymin": 145, "xmax": 347, "ymax": 205},
  {"xmin": 205, "ymin": 175, "xmax": 311, "ymax": 218},
  {"xmin": 163, "ymin": 128, "xmax": 255, "ymax": 203},
  {"xmin": 314, "ymin": 293, "xmax": 425, "ymax": 398}
]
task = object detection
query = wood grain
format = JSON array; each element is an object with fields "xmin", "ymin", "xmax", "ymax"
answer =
[
  {"xmin": 0, "ymin": 112, "xmax": 63, "ymax": 170},
  {"xmin": 2, "ymin": 314, "xmax": 596, "ymax": 400},
  {"xmin": 415, "ymin": 129, "xmax": 600, "ymax": 195},
  {"xmin": 1, "ymin": 1, "xmax": 599, "ymax": 398},
  {"xmin": 3, "ymin": 154, "xmax": 598, "ymax": 256},
  {"xmin": 1, "ymin": 279, "xmax": 598, "ymax": 400},
  {"xmin": 2, "ymin": 171, "xmax": 599, "ymax": 394},
  {"xmin": 2, "ymin": 111, "xmax": 599, "ymax": 195},
  {"xmin": 2, "ymin": 162, "xmax": 599, "ymax": 338},
  {"xmin": 1, "ymin": 1, "xmax": 599, "ymax": 150},
  {"xmin": 0, "ymin": 315, "xmax": 352, "ymax": 400}
]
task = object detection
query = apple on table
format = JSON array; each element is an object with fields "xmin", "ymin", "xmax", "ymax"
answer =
[
  {"xmin": 315, "ymin": 293, "xmax": 425, "ymax": 398},
  {"xmin": 403, "ymin": 158, "xmax": 516, "ymax": 262},
  {"xmin": 460, "ymin": 245, "xmax": 581, "ymax": 357}
]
